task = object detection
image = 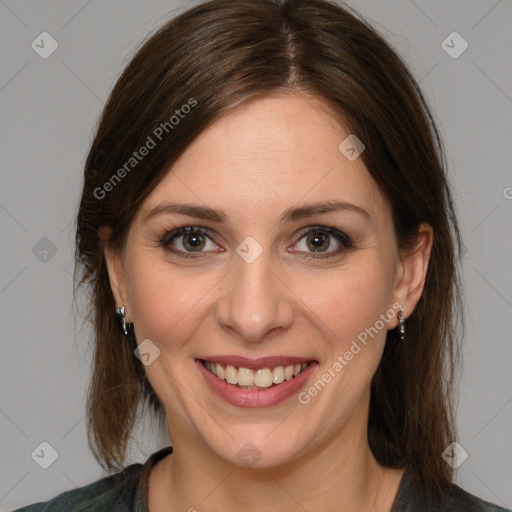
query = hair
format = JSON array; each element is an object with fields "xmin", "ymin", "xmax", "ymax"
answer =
[{"xmin": 74, "ymin": 0, "xmax": 464, "ymax": 500}]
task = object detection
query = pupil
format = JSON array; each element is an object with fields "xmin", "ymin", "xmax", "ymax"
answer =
[
  {"xmin": 308, "ymin": 232, "xmax": 328, "ymax": 252},
  {"xmin": 184, "ymin": 233, "xmax": 204, "ymax": 251}
]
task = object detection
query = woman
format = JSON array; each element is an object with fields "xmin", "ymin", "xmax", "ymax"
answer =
[{"xmin": 14, "ymin": 0, "xmax": 508, "ymax": 510}]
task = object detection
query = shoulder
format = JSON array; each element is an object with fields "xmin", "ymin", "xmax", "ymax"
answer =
[
  {"xmin": 10, "ymin": 462, "xmax": 144, "ymax": 511},
  {"xmin": 12, "ymin": 445, "xmax": 174, "ymax": 512},
  {"xmin": 393, "ymin": 467, "xmax": 510, "ymax": 512},
  {"xmin": 441, "ymin": 482, "xmax": 510, "ymax": 512}
]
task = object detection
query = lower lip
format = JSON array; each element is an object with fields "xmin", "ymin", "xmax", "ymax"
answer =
[{"xmin": 195, "ymin": 359, "xmax": 318, "ymax": 408}]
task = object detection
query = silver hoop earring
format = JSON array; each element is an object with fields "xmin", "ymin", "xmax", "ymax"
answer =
[
  {"xmin": 397, "ymin": 309, "xmax": 406, "ymax": 342},
  {"xmin": 114, "ymin": 306, "xmax": 129, "ymax": 336}
]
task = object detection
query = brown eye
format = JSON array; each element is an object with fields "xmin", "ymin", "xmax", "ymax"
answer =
[
  {"xmin": 291, "ymin": 226, "xmax": 353, "ymax": 259},
  {"xmin": 305, "ymin": 231, "xmax": 330, "ymax": 252},
  {"xmin": 182, "ymin": 232, "xmax": 207, "ymax": 251},
  {"xmin": 161, "ymin": 226, "xmax": 219, "ymax": 257}
]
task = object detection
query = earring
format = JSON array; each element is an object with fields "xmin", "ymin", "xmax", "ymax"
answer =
[
  {"xmin": 114, "ymin": 306, "xmax": 129, "ymax": 336},
  {"xmin": 397, "ymin": 309, "xmax": 406, "ymax": 342}
]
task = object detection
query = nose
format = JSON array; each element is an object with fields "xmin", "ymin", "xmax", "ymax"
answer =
[{"xmin": 215, "ymin": 249, "xmax": 294, "ymax": 343}]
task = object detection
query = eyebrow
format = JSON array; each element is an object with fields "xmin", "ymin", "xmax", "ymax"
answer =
[{"xmin": 142, "ymin": 199, "xmax": 370, "ymax": 225}]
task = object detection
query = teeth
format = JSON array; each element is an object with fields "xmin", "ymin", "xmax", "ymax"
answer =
[
  {"xmin": 238, "ymin": 367, "xmax": 254, "ymax": 386},
  {"xmin": 225, "ymin": 365, "xmax": 237, "ymax": 384},
  {"xmin": 284, "ymin": 365, "xmax": 294, "ymax": 380},
  {"xmin": 272, "ymin": 366, "xmax": 285, "ymax": 384},
  {"xmin": 254, "ymin": 368, "xmax": 273, "ymax": 388},
  {"xmin": 204, "ymin": 361, "xmax": 309, "ymax": 388},
  {"xmin": 216, "ymin": 363, "xmax": 225, "ymax": 380}
]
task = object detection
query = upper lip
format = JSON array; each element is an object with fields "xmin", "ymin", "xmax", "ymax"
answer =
[{"xmin": 198, "ymin": 355, "xmax": 315, "ymax": 370}]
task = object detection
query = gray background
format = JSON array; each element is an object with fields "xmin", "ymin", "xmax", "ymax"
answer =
[{"xmin": 1, "ymin": 0, "xmax": 511, "ymax": 510}]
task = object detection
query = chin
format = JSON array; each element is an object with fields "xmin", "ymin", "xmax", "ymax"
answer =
[{"xmin": 202, "ymin": 424, "xmax": 308, "ymax": 469}]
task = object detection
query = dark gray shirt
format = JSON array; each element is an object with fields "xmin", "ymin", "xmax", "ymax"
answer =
[{"xmin": 12, "ymin": 445, "xmax": 510, "ymax": 511}]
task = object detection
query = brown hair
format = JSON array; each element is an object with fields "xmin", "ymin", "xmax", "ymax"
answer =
[{"xmin": 75, "ymin": 0, "xmax": 464, "ymax": 500}]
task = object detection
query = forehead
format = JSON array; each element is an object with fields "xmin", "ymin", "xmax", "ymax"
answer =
[{"xmin": 138, "ymin": 92, "xmax": 388, "ymax": 226}]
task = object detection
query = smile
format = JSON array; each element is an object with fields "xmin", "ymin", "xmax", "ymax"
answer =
[
  {"xmin": 202, "ymin": 360, "xmax": 309, "ymax": 389},
  {"xmin": 196, "ymin": 357, "xmax": 318, "ymax": 408}
]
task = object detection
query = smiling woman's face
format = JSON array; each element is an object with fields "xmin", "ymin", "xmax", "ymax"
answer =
[{"xmin": 104, "ymin": 91, "xmax": 431, "ymax": 468}]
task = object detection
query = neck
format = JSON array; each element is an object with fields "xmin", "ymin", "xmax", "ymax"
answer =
[{"xmin": 151, "ymin": 422, "xmax": 403, "ymax": 512}]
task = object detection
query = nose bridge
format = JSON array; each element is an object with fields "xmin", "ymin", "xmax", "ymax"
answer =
[{"xmin": 216, "ymin": 245, "xmax": 293, "ymax": 342}]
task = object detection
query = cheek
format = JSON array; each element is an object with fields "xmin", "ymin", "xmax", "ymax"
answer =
[
  {"xmin": 125, "ymin": 240, "xmax": 396, "ymax": 365},
  {"xmin": 298, "ymin": 260, "xmax": 393, "ymax": 345},
  {"xmin": 125, "ymin": 251, "xmax": 215, "ymax": 355}
]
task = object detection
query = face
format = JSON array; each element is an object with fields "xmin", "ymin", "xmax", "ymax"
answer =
[{"xmin": 104, "ymin": 92, "xmax": 431, "ymax": 468}]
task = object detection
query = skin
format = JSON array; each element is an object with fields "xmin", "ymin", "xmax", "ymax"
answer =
[{"xmin": 101, "ymin": 91, "xmax": 433, "ymax": 511}]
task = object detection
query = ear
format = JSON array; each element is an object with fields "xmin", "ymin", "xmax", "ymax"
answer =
[
  {"xmin": 98, "ymin": 226, "xmax": 132, "ymax": 322},
  {"xmin": 388, "ymin": 222, "xmax": 433, "ymax": 328}
]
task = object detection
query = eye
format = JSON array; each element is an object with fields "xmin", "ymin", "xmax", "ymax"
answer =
[
  {"xmin": 161, "ymin": 226, "xmax": 220, "ymax": 258},
  {"xmin": 290, "ymin": 226, "xmax": 353, "ymax": 259},
  {"xmin": 160, "ymin": 225, "xmax": 353, "ymax": 260}
]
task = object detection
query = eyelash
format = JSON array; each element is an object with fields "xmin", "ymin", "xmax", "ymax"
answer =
[{"xmin": 159, "ymin": 225, "xmax": 353, "ymax": 260}]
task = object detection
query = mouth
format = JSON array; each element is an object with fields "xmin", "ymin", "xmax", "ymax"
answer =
[
  {"xmin": 200, "ymin": 359, "xmax": 311, "ymax": 390},
  {"xmin": 196, "ymin": 356, "xmax": 318, "ymax": 408}
]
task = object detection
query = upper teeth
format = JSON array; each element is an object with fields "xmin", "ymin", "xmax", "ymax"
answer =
[{"xmin": 204, "ymin": 361, "xmax": 308, "ymax": 389}]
